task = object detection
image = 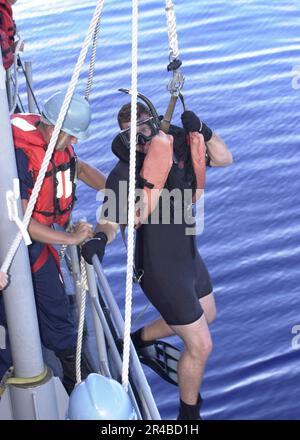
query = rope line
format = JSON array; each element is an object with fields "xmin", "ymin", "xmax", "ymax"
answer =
[
  {"xmin": 76, "ymin": 257, "xmax": 89, "ymax": 384},
  {"xmin": 85, "ymin": 17, "xmax": 101, "ymax": 101},
  {"xmin": 165, "ymin": 0, "xmax": 179, "ymax": 61},
  {"xmin": 122, "ymin": 0, "xmax": 138, "ymax": 392}
]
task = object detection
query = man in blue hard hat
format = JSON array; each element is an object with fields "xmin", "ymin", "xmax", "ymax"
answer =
[{"xmin": 0, "ymin": 91, "xmax": 106, "ymax": 393}]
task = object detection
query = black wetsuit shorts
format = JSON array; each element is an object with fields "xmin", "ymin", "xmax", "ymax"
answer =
[{"xmin": 135, "ymin": 223, "xmax": 213, "ymax": 326}]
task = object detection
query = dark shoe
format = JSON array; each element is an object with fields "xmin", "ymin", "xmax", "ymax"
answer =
[
  {"xmin": 177, "ymin": 394, "xmax": 203, "ymax": 420},
  {"xmin": 56, "ymin": 350, "xmax": 94, "ymax": 394}
]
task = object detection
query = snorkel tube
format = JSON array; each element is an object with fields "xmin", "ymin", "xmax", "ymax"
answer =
[
  {"xmin": 118, "ymin": 88, "xmax": 161, "ymax": 133},
  {"xmin": 118, "ymin": 86, "xmax": 185, "ymax": 135}
]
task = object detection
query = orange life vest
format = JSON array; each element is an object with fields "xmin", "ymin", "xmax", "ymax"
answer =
[
  {"xmin": 188, "ymin": 131, "xmax": 206, "ymax": 202},
  {"xmin": 11, "ymin": 113, "xmax": 77, "ymax": 227},
  {"xmin": 0, "ymin": 0, "xmax": 14, "ymax": 70},
  {"xmin": 136, "ymin": 130, "xmax": 206, "ymax": 225},
  {"xmin": 136, "ymin": 130, "xmax": 174, "ymax": 227}
]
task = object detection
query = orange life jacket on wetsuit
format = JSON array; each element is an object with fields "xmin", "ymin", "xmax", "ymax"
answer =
[
  {"xmin": 137, "ymin": 129, "xmax": 206, "ymax": 225},
  {"xmin": 112, "ymin": 125, "xmax": 206, "ymax": 226},
  {"xmin": 0, "ymin": 0, "xmax": 15, "ymax": 70},
  {"xmin": 11, "ymin": 113, "xmax": 77, "ymax": 227}
]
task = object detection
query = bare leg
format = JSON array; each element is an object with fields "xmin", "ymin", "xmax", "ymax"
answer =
[
  {"xmin": 200, "ymin": 292, "xmax": 216, "ymax": 324},
  {"xmin": 142, "ymin": 317, "xmax": 174, "ymax": 341},
  {"xmin": 142, "ymin": 292, "xmax": 216, "ymax": 342},
  {"xmin": 171, "ymin": 314, "xmax": 212, "ymax": 404}
]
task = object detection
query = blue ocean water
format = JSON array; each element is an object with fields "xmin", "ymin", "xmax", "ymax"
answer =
[{"xmin": 13, "ymin": 0, "xmax": 300, "ymax": 419}]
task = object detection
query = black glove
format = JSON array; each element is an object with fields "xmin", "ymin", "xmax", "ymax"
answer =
[
  {"xmin": 181, "ymin": 110, "xmax": 213, "ymax": 142},
  {"xmin": 81, "ymin": 232, "xmax": 108, "ymax": 264},
  {"xmin": 181, "ymin": 110, "xmax": 201, "ymax": 132}
]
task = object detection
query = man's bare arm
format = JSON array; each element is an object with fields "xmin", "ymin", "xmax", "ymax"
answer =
[
  {"xmin": 95, "ymin": 220, "xmax": 118, "ymax": 244},
  {"xmin": 21, "ymin": 200, "xmax": 93, "ymax": 245},
  {"xmin": 180, "ymin": 111, "xmax": 232, "ymax": 167},
  {"xmin": 77, "ymin": 158, "xmax": 106, "ymax": 190},
  {"xmin": 206, "ymin": 132, "xmax": 233, "ymax": 167}
]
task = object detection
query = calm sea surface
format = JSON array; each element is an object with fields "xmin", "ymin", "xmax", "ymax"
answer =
[{"xmin": 13, "ymin": 0, "xmax": 300, "ymax": 419}]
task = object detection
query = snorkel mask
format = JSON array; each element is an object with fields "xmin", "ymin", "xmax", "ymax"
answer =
[
  {"xmin": 118, "ymin": 88, "xmax": 161, "ymax": 149},
  {"xmin": 119, "ymin": 116, "xmax": 158, "ymax": 148}
]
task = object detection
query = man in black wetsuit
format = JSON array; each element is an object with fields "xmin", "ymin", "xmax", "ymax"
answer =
[{"xmin": 82, "ymin": 99, "xmax": 233, "ymax": 420}]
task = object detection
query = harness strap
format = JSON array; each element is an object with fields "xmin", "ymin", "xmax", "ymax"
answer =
[
  {"xmin": 31, "ymin": 244, "xmax": 61, "ymax": 274},
  {"xmin": 161, "ymin": 95, "xmax": 178, "ymax": 134}
]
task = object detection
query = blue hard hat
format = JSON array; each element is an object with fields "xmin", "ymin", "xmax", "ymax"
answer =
[
  {"xmin": 42, "ymin": 91, "xmax": 91, "ymax": 140},
  {"xmin": 68, "ymin": 374, "xmax": 137, "ymax": 420}
]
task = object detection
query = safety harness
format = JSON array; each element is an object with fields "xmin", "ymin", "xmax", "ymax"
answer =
[{"xmin": 11, "ymin": 114, "xmax": 77, "ymax": 227}]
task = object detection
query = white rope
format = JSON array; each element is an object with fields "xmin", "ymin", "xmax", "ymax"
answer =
[
  {"xmin": 0, "ymin": 0, "xmax": 105, "ymax": 275},
  {"xmin": 122, "ymin": 0, "xmax": 138, "ymax": 392},
  {"xmin": 85, "ymin": 17, "xmax": 101, "ymax": 101},
  {"xmin": 165, "ymin": 0, "xmax": 179, "ymax": 61},
  {"xmin": 76, "ymin": 257, "xmax": 89, "ymax": 384}
]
